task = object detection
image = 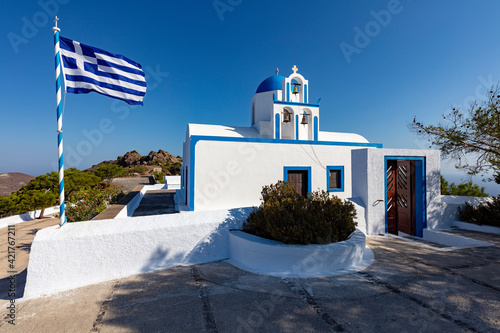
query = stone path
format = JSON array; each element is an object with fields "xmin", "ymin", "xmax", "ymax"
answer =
[
  {"xmin": 0, "ymin": 225, "xmax": 498, "ymax": 332},
  {"xmin": 0, "ymin": 218, "xmax": 60, "ymax": 301}
]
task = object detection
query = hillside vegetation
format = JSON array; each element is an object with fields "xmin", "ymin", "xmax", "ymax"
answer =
[{"xmin": 0, "ymin": 149, "xmax": 181, "ymax": 221}]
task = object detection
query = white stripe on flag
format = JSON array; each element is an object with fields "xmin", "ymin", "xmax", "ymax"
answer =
[
  {"xmin": 59, "ymin": 36, "xmax": 146, "ymax": 105},
  {"xmin": 62, "ymin": 67, "xmax": 147, "ymax": 93},
  {"xmin": 64, "ymin": 80, "xmax": 145, "ymax": 103}
]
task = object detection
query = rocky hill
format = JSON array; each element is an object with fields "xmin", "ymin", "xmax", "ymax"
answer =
[
  {"xmin": 0, "ymin": 172, "xmax": 34, "ymax": 196},
  {"xmin": 85, "ymin": 149, "xmax": 182, "ymax": 175}
]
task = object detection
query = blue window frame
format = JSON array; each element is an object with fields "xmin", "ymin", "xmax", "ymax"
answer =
[
  {"xmin": 283, "ymin": 166, "xmax": 312, "ymax": 194},
  {"xmin": 327, "ymin": 166, "xmax": 344, "ymax": 192}
]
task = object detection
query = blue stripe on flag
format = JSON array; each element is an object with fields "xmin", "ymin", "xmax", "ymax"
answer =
[
  {"xmin": 59, "ymin": 36, "xmax": 146, "ymax": 105},
  {"xmin": 96, "ymin": 59, "xmax": 145, "ymax": 77},
  {"xmin": 65, "ymin": 75, "xmax": 145, "ymax": 97},
  {"xmin": 66, "ymin": 87, "xmax": 145, "ymax": 106},
  {"xmin": 82, "ymin": 62, "xmax": 147, "ymax": 87}
]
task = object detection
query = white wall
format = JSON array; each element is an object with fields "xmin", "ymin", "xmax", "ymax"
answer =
[
  {"xmin": 351, "ymin": 148, "xmax": 441, "ymax": 235},
  {"xmin": 251, "ymin": 91, "xmax": 277, "ymax": 125},
  {"xmin": 436, "ymin": 195, "xmax": 492, "ymax": 229},
  {"xmin": 24, "ymin": 207, "xmax": 253, "ymax": 299},
  {"xmin": 192, "ymin": 140, "xmax": 358, "ymax": 211},
  {"xmin": 0, "ymin": 205, "xmax": 60, "ymax": 229}
]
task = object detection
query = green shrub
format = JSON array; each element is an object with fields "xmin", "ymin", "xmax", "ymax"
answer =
[
  {"xmin": 169, "ymin": 162, "xmax": 181, "ymax": 175},
  {"xmin": 130, "ymin": 165, "xmax": 147, "ymax": 174},
  {"xmin": 94, "ymin": 165, "xmax": 123, "ymax": 183},
  {"xmin": 153, "ymin": 170, "xmax": 165, "ymax": 184},
  {"xmin": 66, "ymin": 185, "xmax": 124, "ymax": 222},
  {"xmin": 441, "ymin": 176, "xmax": 488, "ymax": 197},
  {"xmin": 242, "ymin": 181, "xmax": 357, "ymax": 245},
  {"xmin": 458, "ymin": 196, "xmax": 500, "ymax": 227}
]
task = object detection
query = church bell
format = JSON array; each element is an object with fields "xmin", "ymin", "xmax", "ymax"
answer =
[{"xmin": 301, "ymin": 114, "xmax": 308, "ymax": 125}]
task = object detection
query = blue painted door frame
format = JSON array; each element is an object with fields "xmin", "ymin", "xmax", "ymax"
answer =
[{"xmin": 384, "ymin": 156, "xmax": 426, "ymax": 237}]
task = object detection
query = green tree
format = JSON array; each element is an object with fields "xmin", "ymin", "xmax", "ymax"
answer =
[
  {"xmin": 94, "ymin": 165, "xmax": 123, "ymax": 184},
  {"xmin": 169, "ymin": 162, "xmax": 181, "ymax": 175},
  {"xmin": 440, "ymin": 175, "xmax": 488, "ymax": 197},
  {"xmin": 410, "ymin": 86, "xmax": 500, "ymax": 182},
  {"xmin": 0, "ymin": 169, "xmax": 101, "ymax": 218}
]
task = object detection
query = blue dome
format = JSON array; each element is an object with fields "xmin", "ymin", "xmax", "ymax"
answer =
[{"xmin": 256, "ymin": 75, "xmax": 285, "ymax": 94}]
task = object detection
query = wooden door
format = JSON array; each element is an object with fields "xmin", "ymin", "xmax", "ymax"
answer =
[
  {"xmin": 386, "ymin": 161, "xmax": 397, "ymax": 234},
  {"xmin": 396, "ymin": 161, "xmax": 412, "ymax": 235},
  {"xmin": 287, "ymin": 170, "xmax": 308, "ymax": 197},
  {"xmin": 387, "ymin": 160, "xmax": 417, "ymax": 236}
]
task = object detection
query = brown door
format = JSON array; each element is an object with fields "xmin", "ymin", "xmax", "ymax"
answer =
[
  {"xmin": 386, "ymin": 161, "xmax": 397, "ymax": 234},
  {"xmin": 287, "ymin": 170, "xmax": 308, "ymax": 197},
  {"xmin": 387, "ymin": 160, "xmax": 416, "ymax": 236},
  {"xmin": 397, "ymin": 161, "xmax": 412, "ymax": 235}
]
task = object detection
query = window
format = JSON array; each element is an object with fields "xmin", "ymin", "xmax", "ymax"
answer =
[{"xmin": 327, "ymin": 166, "xmax": 344, "ymax": 192}]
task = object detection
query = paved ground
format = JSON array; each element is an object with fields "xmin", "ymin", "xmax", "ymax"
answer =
[
  {"xmin": 132, "ymin": 190, "xmax": 177, "ymax": 216},
  {"xmin": 112, "ymin": 177, "xmax": 150, "ymax": 194},
  {"xmin": 0, "ymin": 223, "xmax": 499, "ymax": 332}
]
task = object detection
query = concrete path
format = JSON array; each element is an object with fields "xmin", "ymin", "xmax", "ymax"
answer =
[
  {"xmin": 0, "ymin": 228, "xmax": 498, "ymax": 332},
  {"xmin": 0, "ymin": 218, "xmax": 60, "ymax": 303},
  {"xmin": 132, "ymin": 190, "xmax": 177, "ymax": 216}
]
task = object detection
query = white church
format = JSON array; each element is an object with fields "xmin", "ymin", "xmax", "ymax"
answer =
[{"xmin": 176, "ymin": 66, "xmax": 441, "ymax": 237}]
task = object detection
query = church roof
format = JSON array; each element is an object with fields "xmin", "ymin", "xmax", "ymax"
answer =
[{"xmin": 256, "ymin": 75, "xmax": 285, "ymax": 94}]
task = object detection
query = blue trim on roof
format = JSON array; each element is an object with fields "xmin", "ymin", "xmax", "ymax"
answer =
[
  {"xmin": 274, "ymin": 100, "xmax": 320, "ymax": 107},
  {"xmin": 256, "ymin": 75, "xmax": 286, "ymax": 94},
  {"xmin": 188, "ymin": 135, "xmax": 382, "ymax": 211}
]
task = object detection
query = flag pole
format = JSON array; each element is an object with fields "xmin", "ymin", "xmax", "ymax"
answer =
[{"xmin": 53, "ymin": 17, "xmax": 66, "ymax": 226}]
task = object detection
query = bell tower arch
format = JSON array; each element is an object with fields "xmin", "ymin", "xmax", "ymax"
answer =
[{"xmin": 282, "ymin": 65, "xmax": 309, "ymax": 104}]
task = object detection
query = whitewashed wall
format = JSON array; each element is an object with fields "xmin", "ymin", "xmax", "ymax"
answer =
[
  {"xmin": 192, "ymin": 140, "xmax": 359, "ymax": 211},
  {"xmin": 352, "ymin": 148, "xmax": 441, "ymax": 235},
  {"xmin": 24, "ymin": 207, "xmax": 252, "ymax": 299}
]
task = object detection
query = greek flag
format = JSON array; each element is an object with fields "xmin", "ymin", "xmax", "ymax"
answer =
[{"xmin": 59, "ymin": 37, "xmax": 146, "ymax": 105}]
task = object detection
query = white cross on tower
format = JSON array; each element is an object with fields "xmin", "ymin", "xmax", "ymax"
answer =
[
  {"xmin": 54, "ymin": 16, "xmax": 59, "ymax": 28},
  {"xmin": 292, "ymin": 65, "xmax": 298, "ymax": 74}
]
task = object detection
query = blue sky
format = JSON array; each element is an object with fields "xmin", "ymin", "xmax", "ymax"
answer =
[{"xmin": 2, "ymin": 0, "xmax": 500, "ymax": 194}]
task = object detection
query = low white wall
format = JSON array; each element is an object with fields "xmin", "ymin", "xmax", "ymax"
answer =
[
  {"xmin": 452, "ymin": 221, "xmax": 500, "ymax": 235},
  {"xmin": 434, "ymin": 195, "xmax": 492, "ymax": 229},
  {"xmin": 24, "ymin": 207, "xmax": 252, "ymax": 299},
  {"xmin": 229, "ymin": 229, "xmax": 373, "ymax": 278},
  {"xmin": 165, "ymin": 176, "xmax": 181, "ymax": 190},
  {"xmin": 115, "ymin": 184, "xmax": 167, "ymax": 218},
  {"xmin": 422, "ymin": 229, "xmax": 493, "ymax": 248},
  {"xmin": 0, "ymin": 206, "xmax": 59, "ymax": 229}
]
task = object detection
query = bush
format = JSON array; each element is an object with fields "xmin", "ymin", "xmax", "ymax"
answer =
[
  {"xmin": 458, "ymin": 196, "xmax": 500, "ymax": 227},
  {"xmin": 441, "ymin": 176, "xmax": 488, "ymax": 197},
  {"xmin": 153, "ymin": 170, "xmax": 165, "ymax": 184},
  {"xmin": 130, "ymin": 165, "xmax": 147, "ymax": 174},
  {"xmin": 242, "ymin": 181, "xmax": 357, "ymax": 245},
  {"xmin": 94, "ymin": 165, "xmax": 123, "ymax": 184},
  {"xmin": 66, "ymin": 185, "xmax": 124, "ymax": 222}
]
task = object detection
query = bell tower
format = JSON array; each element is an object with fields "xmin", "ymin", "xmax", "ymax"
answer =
[
  {"xmin": 251, "ymin": 66, "xmax": 320, "ymax": 141},
  {"xmin": 282, "ymin": 65, "xmax": 309, "ymax": 104}
]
